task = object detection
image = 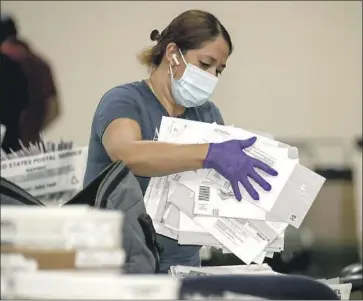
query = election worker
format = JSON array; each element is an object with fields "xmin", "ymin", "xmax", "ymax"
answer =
[{"xmin": 84, "ymin": 10, "xmax": 278, "ymax": 273}]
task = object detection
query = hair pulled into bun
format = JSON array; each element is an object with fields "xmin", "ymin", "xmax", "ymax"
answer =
[{"xmin": 150, "ymin": 29, "xmax": 161, "ymax": 42}]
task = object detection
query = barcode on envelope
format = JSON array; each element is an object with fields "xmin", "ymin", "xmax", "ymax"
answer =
[{"xmin": 198, "ymin": 185, "xmax": 210, "ymax": 202}]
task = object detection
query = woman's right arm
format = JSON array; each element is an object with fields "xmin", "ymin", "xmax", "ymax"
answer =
[
  {"xmin": 95, "ymin": 87, "xmax": 276, "ymax": 201},
  {"xmin": 102, "ymin": 118, "xmax": 209, "ymax": 177}
]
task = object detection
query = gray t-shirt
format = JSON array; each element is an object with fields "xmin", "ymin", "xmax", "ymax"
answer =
[{"xmin": 84, "ymin": 80, "xmax": 224, "ymax": 273}]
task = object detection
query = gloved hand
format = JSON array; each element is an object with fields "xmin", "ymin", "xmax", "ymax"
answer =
[{"xmin": 203, "ymin": 137, "xmax": 278, "ymax": 201}]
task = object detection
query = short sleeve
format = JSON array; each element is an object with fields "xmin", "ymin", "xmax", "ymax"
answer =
[
  {"xmin": 93, "ymin": 86, "xmax": 143, "ymax": 140},
  {"xmin": 211, "ymin": 103, "xmax": 225, "ymax": 125}
]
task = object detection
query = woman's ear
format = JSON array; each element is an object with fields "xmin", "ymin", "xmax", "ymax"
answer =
[{"xmin": 165, "ymin": 42, "xmax": 179, "ymax": 66}]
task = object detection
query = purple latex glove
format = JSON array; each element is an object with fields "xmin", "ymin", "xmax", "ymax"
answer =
[{"xmin": 203, "ymin": 137, "xmax": 278, "ymax": 201}]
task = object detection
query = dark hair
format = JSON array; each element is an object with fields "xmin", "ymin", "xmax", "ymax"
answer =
[
  {"xmin": 0, "ymin": 14, "xmax": 17, "ymax": 44},
  {"xmin": 138, "ymin": 10, "xmax": 233, "ymax": 68}
]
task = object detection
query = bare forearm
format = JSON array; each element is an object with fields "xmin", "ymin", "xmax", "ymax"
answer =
[{"xmin": 111, "ymin": 141, "xmax": 209, "ymax": 177}]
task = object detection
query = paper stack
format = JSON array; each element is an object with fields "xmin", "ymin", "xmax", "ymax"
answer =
[
  {"xmin": 169, "ymin": 267, "xmax": 351, "ymax": 300},
  {"xmin": 1, "ymin": 205, "xmax": 180, "ymax": 300},
  {"xmin": 0, "ymin": 137, "xmax": 75, "ymax": 161},
  {"xmin": 1, "ymin": 140, "xmax": 88, "ymax": 206},
  {"xmin": 169, "ymin": 263, "xmax": 279, "ymax": 279},
  {"xmin": 145, "ymin": 117, "xmax": 326, "ymax": 265},
  {"xmin": 0, "ymin": 206, "xmax": 122, "ymax": 297},
  {"xmin": 1, "ymin": 271, "xmax": 179, "ymax": 300},
  {"xmin": 1, "ymin": 205, "xmax": 125, "ymax": 269}
]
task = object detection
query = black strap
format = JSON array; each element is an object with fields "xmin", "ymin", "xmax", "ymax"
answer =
[
  {"xmin": 66, "ymin": 161, "xmax": 163, "ymax": 274},
  {"xmin": 96, "ymin": 162, "xmax": 129, "ymax": 209},
  {"xmin": 64, "ymin": 162, "xmax": 118, "ymax": 206},
  {"xmin": 138, "ymin": 213, "xmax": 163, "ymax": 273},
  {"xmin": 0, "ymin": 177, "xmax": 44, "ymax": 206}
]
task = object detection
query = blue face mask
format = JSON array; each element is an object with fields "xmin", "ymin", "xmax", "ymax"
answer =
[{"xmin": 170, "ymin": 50, "xmax": 219, "ymax": 108}]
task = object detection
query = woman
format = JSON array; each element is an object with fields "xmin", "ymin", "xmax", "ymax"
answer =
[{"xmin": 84, "ymin": 10, "xmax": 277, "ymax": 273}]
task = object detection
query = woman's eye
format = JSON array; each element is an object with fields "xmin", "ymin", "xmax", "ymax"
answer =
[
  {"xmin": 199, "ymin": 61, "xmax": 222, "ymax": 77},
  {"xmin": 200, "ymin": 62, "xmax": 210, "ymax": 68}
]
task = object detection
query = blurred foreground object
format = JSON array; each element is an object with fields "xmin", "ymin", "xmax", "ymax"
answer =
[
  {"xmin": 0, "ymin": 138, "xmax": 86, "ymax": 206},
  {"xmin": 0, "ymin": 13, "xmax": 61, "ymax": 148},
  {"xmin": 0, "ymin": 50, "xmax": 29, "ymax": 153},
  {"xmin": 0, "ymin": 206, "xmax": 179, "ymax": 300},
  {"xmin": 352, "ymin": 137, "xmax": 362, "ymax": 260},
  {"xmin": 1, "ymin": 159, "xmax": 162, "ymax": 274},
  {"xmin": 338, "ymin": 137, "xmax": 363, "ymax": 297},
  {"xmin": 179, "ymin": 273, "xmax": 342, "ymax": 300},
  {"xmin": 170, "ymin": 265, "xmax": 352, "ymax": 299},
  {"xmin": 1, "ymin": 271, "xmax": 179, "ymax": 300}
]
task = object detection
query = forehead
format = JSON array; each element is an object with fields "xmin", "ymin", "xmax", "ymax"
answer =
[{"xmin": 187, "ymin": 37, "xmax": 230, "ymax": 64}]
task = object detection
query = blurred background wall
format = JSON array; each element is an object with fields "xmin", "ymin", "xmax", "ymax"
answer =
[{"xmin": 1, "ymin": 1, "xmax": 361, "ymax": 158}]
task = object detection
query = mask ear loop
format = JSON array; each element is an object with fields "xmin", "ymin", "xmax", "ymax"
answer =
[
  {"xmin": 168, "ymin": 58, "xmax": 180, "ymax": 79},
  {"xmin": 178, "ymin": 49, "xmax": 188, "ymax": 66},
  {"xmin": 168, "ymin": 63, "xmax": 176, "ymax": 79}
]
